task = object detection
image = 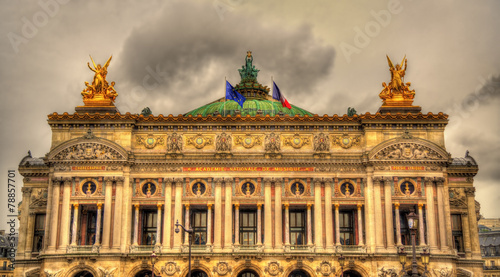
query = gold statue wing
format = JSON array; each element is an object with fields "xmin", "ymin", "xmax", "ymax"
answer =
[
  {"xmin": 400, "ymin": 55, "xmax": 406, "ymax": 68},
  {"xmin": 89, "ymin": 55, "xmax": 97, "ymax": 69},
  {"xmin": 103, "ymin": 55, "xmax": 112, "ymax": 69},
  {"xmin": 386, "ymin": 55, "xmax": 394, "ymax": 69}
]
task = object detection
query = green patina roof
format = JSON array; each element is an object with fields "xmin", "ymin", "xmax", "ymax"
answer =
[
  {"xmin": 184, "ymin": 99, "xmax": 313, "ymax": 117},
  {"xmin": 184, "ymin": 52, "xmax": 314, "ymax": 117}
]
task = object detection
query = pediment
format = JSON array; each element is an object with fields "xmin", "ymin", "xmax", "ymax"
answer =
[
  {"xmin": 369, "ymin": 137, "xmax": 450, "ymax": 162},
  {"xmin": 47, "ymin": 136, "xmax": 128, "ymax": 162}
]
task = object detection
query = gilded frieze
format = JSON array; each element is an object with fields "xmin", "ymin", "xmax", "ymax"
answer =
[
  {"xmin": 332, "ymin": 133, "xmax": 361, "ymax": 149},
  {"xmin": 283, "ymin": 133, "xmax": 310, "ymax": 149},
  {"xmin": 186, "ymin": 134, "xmax": 214, "ymax": 149},
  {"xmin": 136, "ymin": 134, "xmax": 165, "ymax": 149},
  {"xmin": 234, "ymin": 134, "xmax": 262, "ymax": 149}
]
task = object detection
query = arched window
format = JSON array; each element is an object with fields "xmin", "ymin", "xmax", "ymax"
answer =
[
  {"xmin": 190, "ymin": 270, "xmax": 209, "ymax": 277},
  {"xmin": 238, "ymin": 269, "xmax": 259, "ymax": 277},
  {"xmin": 288, "ymin": 270, "xmax": 309, "ymax": 277},
  {"xmin": 74, "ymin": 271, "xmax": 94, "ymax": 277}
]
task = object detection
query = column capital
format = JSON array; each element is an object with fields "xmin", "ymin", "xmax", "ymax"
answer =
[
  {"xmin": 174, "ymin": 178, "xmax": 184, "ymax": 187},
  {"xmin": 465, "ymin": 187, "xmax": 475, "ymax": 197},
  {"xmin": 461, "ymin": 212, "xmax": 468, "ymax": 216},
  {"xmin": 284, "ymin": 203, "xmax": 289, "ymax": 208},
  {"xmin": 97, "ymin": 203, "xmax": 102, "ymax": 209},
  {"xmin": 373, "ymin": 176, "xmax": 382, "ymax": 185},
  {"xmin": 334, "ymin": 203, "xmax": 339, "ymax": 209},
  {"xmin": 418, "ymin": 203, "xmax": 424, "ymax": 208},
  {"xmin": 394, "ymin": 202, "xmax": 400, "ymax": 209},
  {"xmin": 165, "ymin": 178, "xmax": 174, "ymax": 186},
  {"xmin": 357, "ymin": 203, "xmax": 363, "ymax": 210},
  {"xmin": 424, "ymin": 177, "xmax": 434, "ymax": 185},
  {"xmin": 134, "ymin": 204, "xmax": 139, "ymax": 210},
  {"xmin": 307, "ymin": 203, "xmax": 312, "ymax": 209},
  {"xmin": 185, "ymin": 203, "xmax": 190, "ymax": 209},
  {"xmin": 214, "ymin": 178, "xmax": 224, "ymax": 186},
  {"xmin": 157, "ymin": 203, "xmax": 162, "ymax": 209},
  {"xmin": 73, "ymin": 203, "xmax": 79, "ymax": 208},
  {"xmin": 435, "ymin": 177, "xmax": 445, "ymax": 186},
  {"xmin": 234, "ymin": 203, "xmax": 240, "ymax": 209},
  {"xmin": 63, "ymin": 178, "xmax": 72, "ymax": 186},
  {"xmin": 257, "ymin": 203, "xmax": 262, "ymax": 208},
  {"xmin": 207, "ymin": 203, "xmax": 212, "ymax": 209},
  {"xmin": 382, "ymin": 176, "xmax": 392, "ymax": 183}
]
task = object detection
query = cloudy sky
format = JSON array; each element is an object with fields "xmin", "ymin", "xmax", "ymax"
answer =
[{"xmin": 1, "ymin": 0, "xmax": 499, "ymax": 231}]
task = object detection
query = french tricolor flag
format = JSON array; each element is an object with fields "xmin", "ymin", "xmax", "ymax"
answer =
[{"xmin": 272, "ymin": 81, "xmax": 292, "ymax": 109}]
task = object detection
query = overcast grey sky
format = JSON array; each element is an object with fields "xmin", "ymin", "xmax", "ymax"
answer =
[{"xmin": 1, "ymin": 0, "xmax": 499, "ymax": 232}]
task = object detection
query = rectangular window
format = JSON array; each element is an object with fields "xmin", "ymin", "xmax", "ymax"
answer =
[
  {"xmin": 339, "ymin": 211, "xmax": 355, "ymax": 245},
  {"xmin": 32, "ymin": 214, "xmax": 46, "ymax": 252},
  {"xmin": 290, "ymin": 210, "xmax": 306, "ymax": 246},
  {"xmin": 191, "ymin": 210, "xmax": 207, "ymax": 245},
  {"xmin": 141, "ymin": 210, "xmax": 157, "ymax": 245},
  {"xmin": 240, "ymin": 210, "xmax": 257, "ymax": 245},
  {"xmin": 85, "ymin": 210, "xmax": 97, "ymax": 245},
  {"xmin": 451, "ymin": 214, "xmax": 464, "ymax": 252}
]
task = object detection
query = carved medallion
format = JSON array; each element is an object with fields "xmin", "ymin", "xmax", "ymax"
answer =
[
  {"xmin": 213, "ymin": 262, "xmax": 232, "ymax": 276},
  {"xmin": 161, "ymin": 262, "xmax": 180, "ymax": 276},
  {"xmin": 234, "ymin": 134, "xmax": 262, "ymax": 149},
  {"xmin": 316, "ymin": 261, "xmax": 334, "ymax": 276},
  {"xmin": 332, "ymin": 134, "xmax": 361, "ymax": 149},
  {"xmin": 264, "ymin": 261, "xmax": 283, "ymax": 276},
  {"xmin": 141, "ymin": 182, "xmax": 157, "ymax": 198},
  {"xmin": 395, "ymin": 178, "xmax": 416, "ymax": 197},
  {"xmin": 283, "ymin": 134, "xmax": 310, "ymax": 149},
  {"xmin": 186, "ymin": 134, "xmax": 213, "ymax": 149},
  {"xmin": 340, "ymin": 181, "xmax": 355, "ymax": 197},
  {"xmin": 136, "ymin": 134, "xmax": 164, "ymax": 149},
  {"xmin": 190, "ymin": 181, "xmax": 207, "ymax": 197},
  {"xmin": 241, "ymin": 181, "xmax": 256, "ymax": 196},
  {"xmin": 81, "ymin": 180, "xmax": 97, "ymax": 197}
]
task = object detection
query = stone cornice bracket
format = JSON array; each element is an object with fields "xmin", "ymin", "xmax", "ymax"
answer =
[{"xmin": 464, "ymin": 187, "xmax": 475, "ymax": 197}]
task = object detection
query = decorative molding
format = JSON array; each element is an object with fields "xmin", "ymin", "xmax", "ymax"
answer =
[
  {"xmin": 167, "ymin": 133, "xmax": 183, "ymax": 152},
  {"xmin": 316, "ymin": 261, "xmax": 334, "ymax": 276},
  {"xmin": 215, "ymin": 133, "xmax": 232, "ymax": 152},
  {"xmin": 234, "ymin": 134, "xmax": 262, "ymax": 149},
  {"xmin": 313, "ymin": 133, "xmax": 330, "ymax": 152},
  {"xmin": 264, "ymin": 261, "xmax": 283, "ymax": 276},
  {"xmin": 136, "ymin": 134, "xmax": 164, "ymax": 149},
  {"xmin": 332, "ymin": 133, "xmax": 361, "ymax": 149},
  {"xmin": 283, "ymin": 133, "xmax": 310, "ymax": 149},
  {"xmin": 213, "ymin": 261, "xmax": 232, "ymax": 276},
  {"xmin": 186, "ymin": 134, "xmax": 213, "ymax": 149},
  {"xmin": 53, "ymin": 142, "xmax": 125, "ymax": 161},
  {"xmin": 161, "ymin": 262, "xmax": 180, "ymax": 276}
]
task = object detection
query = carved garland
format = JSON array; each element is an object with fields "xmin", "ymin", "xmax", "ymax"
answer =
[
  {"xmin": 186, "ymin": 134, "xmax": 214, "ymax": 149},
  {"xmin": 234, "ymin": 134, "xmax": 262, "ymax": 149},
  {"xmin": 283, "ymin": 134, "xmax": 310, "ymax": 149}
]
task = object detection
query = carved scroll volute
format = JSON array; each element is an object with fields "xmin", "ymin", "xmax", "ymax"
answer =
[
  {"xmin": 263, "ymin": 178, "xmax": 272, "ymax": 187},
  {"xmin": 173, "ymin": 178, "xmax": 184, "ymax": 187},
  {"xmin": 424, "ymin": 177, "xmax": 434, "ymax": 187},
  {"xmin": 372, "ymin": 176, "xmax": 382, "ymax": 186},
  {"xmin": 464, "ymin": 187, "xmax": 475, "ymax": 197}
]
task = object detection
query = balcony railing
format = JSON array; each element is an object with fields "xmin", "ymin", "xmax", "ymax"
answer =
[
  {"xmin": 66, "ymin": 245, "xmax": 100, "ymax": 254},
  {"xmin": 337, "ymin": 245, "xmax": 367, "ymax": 254}
]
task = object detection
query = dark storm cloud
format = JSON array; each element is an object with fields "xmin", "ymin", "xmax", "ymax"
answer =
[{"xmin": 115, "ymin": 1, "xmax": 335, "ymax": 114}]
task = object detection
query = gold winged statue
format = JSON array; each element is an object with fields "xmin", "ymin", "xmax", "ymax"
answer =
[
  {"xmin": 379, "ymin": 55, "xmax": 415, "ymax": 105},
  {"xmin": 81, "ymin": 55, "xmax": 118, "ymax": 105}
]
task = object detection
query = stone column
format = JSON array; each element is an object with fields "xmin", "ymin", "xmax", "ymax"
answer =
[
  {"xmin": 112, "ymin": 177, "xmax": 123, "ymax": 251},
  {"xmin": 234, "ymin": 204, "xmax": 240, "ymax": 246},
  {"xmin": 133, "ymin": 204, "xmax": 139, "ymax": 245},
  {"xmin": 461, "ymin": 212, "xmax": 471, "ymax": 258},
  {"xmin": 59, "ymin": 178, "xmax": 72, "ymax": 251},
  {"xmin": 25, "ymin": 212, "xmax": 36, "ymax": 257},
  {"xmin": 102, "ymin": 178, "xmax": 113, "ymax": 248},
  {"xmin": 418, "ymin": 203, "xmax": 426, "ymax": 246},
  {"xmin": 313, "ymin": 179, "xmax": 323, "ymax": 250},
  {"xmin": 207, "ymin": 204, "xmax": 212, "ymax": 246},
  {"xmin": 224, "ymin": 179, "xmax": 233, "ymax": 249},
  {"xmin": 465, "ymin": 187, "xmax": 481, "ymax": 258},
  {"xmin": 120, "ymin": 167, "xmax": 131, "ymax": 253},
  {"xmin": 307, "ymin": 203, "xmax": 313, "ymax": 246},
  {"xmin": 48, "ymin": 180, "xmax": 60, "ymax": 252},
  {"xmin": 384, "ymin": 177, "xmax": 394, "ymax": 248},
  {"xmin": 18, "ymin": 187, "xmax": 32, "ymax": 257},
  {"xmin": 424, "ymin": 178, "xmax": 438, "ymax": 250},
  {"xmin": 442, "ymin": 176, "xmax": 453, "ymax": 249},
  {"xmin": 373, "ymin": 177, "xmax": 384, "ymax": 251},
  {"xmin": 156, "ymin": 204, "xmax": 162, "ymax": 246},
  {"xmin": 42, "ymin": 171, "xmax": 54, "ymax": 254},
  {"xmin": 357, "ymin": 204, "xmax": 364, "ymax": 245},
  {"xmin": 275, "ymin": 181, "xmax": 283, "ymax": 249},
  {"xmin": 95, "ymin": 203, "xmax": 102, "ymax": 245},
  {"xmin": 257, "ymin": 204, "xmax": 262, "ymax": 245},
  {"xmin": 325, "ymin": 179, "xmax": 334, "ymax": 250},
  {"xmin": 264, "ymin": 179, "xmax": 272, "ymax": 250},
  {"xmin": 163, "ymin": 179, "xmax": 172, "ymax": 250},
  {"xmin": 173, "ymin": 179, "xmax": 183, "ymax": 250},
  {"xmin": 184, "ymin": 204, "xmax": 190, "ymax": 245},
  {"xmin": 71, "ymin": 204, "xmax": 79, "ymax": 245},
  {"xmin": 365, "ymin": 172, "xmax": 376, "ymax": 252},
  {"xmin": 284, "ymin": 203, "xmax": 290, "ymax": 246},
  {"xmin": 213, "ymin": 178, "xmax": 223, "ymax": 250},
  {"xmin": 394, "ymin": 203, "xmax": 402, "ymax": 246},
  {"xmin": 335, "ymin": 203, "xmax": 340, "ymax": 245},
  {"xmin": 436, "ymin": 181, "xmax": 447, "ymax": 250}
]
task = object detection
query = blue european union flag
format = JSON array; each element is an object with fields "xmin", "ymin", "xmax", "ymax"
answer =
[{"xmin": 226, "ymin": 81, "xmax": 246, "ymax": 107}]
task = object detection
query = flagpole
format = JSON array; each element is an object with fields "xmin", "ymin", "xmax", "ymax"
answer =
[
  {"xmin": 271, "ymin": 75, "xmax": 275, "ymax": 117},
  {"xmin": 224, "ymin": 76, "xmax": 226, "ymax": 117}
]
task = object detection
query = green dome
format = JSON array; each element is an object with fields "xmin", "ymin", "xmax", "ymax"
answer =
[{"xmin": 184, "ymin": 99, "xmax": 314, "ymax": 117}]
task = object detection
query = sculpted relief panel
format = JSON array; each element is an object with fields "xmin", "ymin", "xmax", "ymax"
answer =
[
  {"xmin": 373, "ymin": 142, "xmax": 446, "ymax": 161},
  {"xmin": 53, "ymin": 142, "xmax": 124, "ymax": 160}
]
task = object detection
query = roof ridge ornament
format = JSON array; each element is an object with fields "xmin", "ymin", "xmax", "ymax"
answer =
[{"xmin": 238, "ymin": 51, "xmax": 260, "ymax": 82}]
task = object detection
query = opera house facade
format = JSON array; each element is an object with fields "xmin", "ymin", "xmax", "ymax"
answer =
[{"xmin": 15, "ymin": 53, "xmax": 483, "ymax": 276}]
